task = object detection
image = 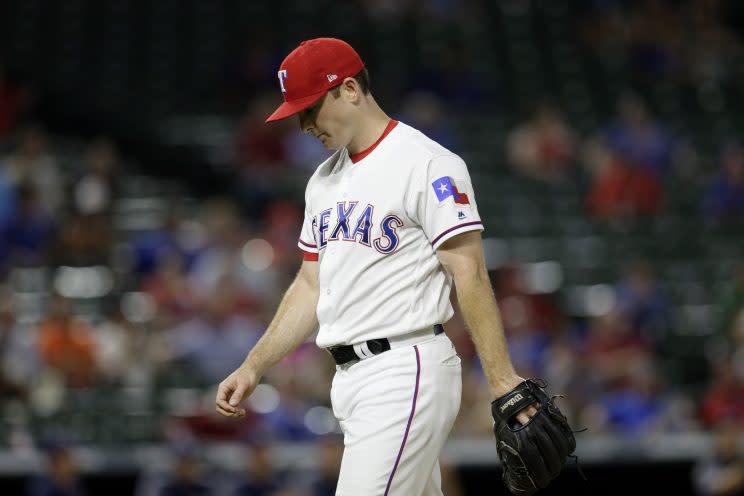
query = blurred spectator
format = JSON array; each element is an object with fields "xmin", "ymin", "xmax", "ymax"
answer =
[
  {"xmin": 493, "ymin": 264, "xmax": 566, "ymax": 335},
  {"xmin": 451, "ymin": 363, "xmax": 493, "ymax": 436},
  {"xmin": 143, "ymin": 251, "xmax": 202, "ymax": 326},
  {"xmin": 408, "ymin": 40, "xmax": 495, "ymax": 110},
  {"xmin": 0, "ymin": 164, "xmax": 15, "ymax": 229},
  {"xmin": 159, "ymin": 448, "xmax": 211, "ymax": 496},
  {"xmin": 165, "ymin": 281, "xmax": 262, "ymax": 384},
  {"xmin": 703, "ymin": 142, "xmax": 744, "ymax": 225},
  {"xmin": 583, "ymin": 310, "xmax": 653, "ymax": 386},
  {"xmin": 233, "ymin": 94, "xmax": 292, "ymax": 218},
  {"xmin": 399, "ymin": 91, "xmax": 457, "ymax": 150},
  {"xmin": 282, "ymin": 131, "xmax": 332, "ymax": 173},
  {"xmin": 585, "ymin": 145, "xmax": 663, "ymax": 221},
  {"xmin": 93, "ymin": 303, "xmax": 141, "ymax": 385},
  {"xmin": 132, "ymin": 203, "xmax": 203, "ymax": 276},
  {"xmin": 0, "ymin": 62, "xmax": 29, "ymax": 138},
  {"xmin": 189, "ymin": 199, "xmax": 279, "ymax": 309},
  {"xmin": 718, "ymin": 263, "xmax": 744, "ymax": 340},
  {"xmin": 693, "ymin": 425, "xmax": 744, "ymax": 496},
  {"xmin": 591, "ymin": 366, "xmax": 666, "ymax": 435},
  {"xmin": 614, "ymin": 260, "xmax": 670, "ymax": 343},
  {"xmin": 307, "ymin": 436, "xmax": 342, "ymax": 496},
  {"xmin": 234, "ymin": 443, "xmax": 282, "ymax": 496},
  {"xmin": 507, "ymin": 102, "xmax": 577, "ymax": 182},
  {"xmin": 36, "ymin": 295, "xmax": 98, "ymax": 388},
  {"xmin": 25, "ymin": 445, "xmax": 86, "ymax": 496},
  {"xmin": 163, "ymin": 390, "xmax": 261, "ymax": 442},
  {"xmin": 72, "ymin": 138, "xmax": 119, "ymax": 216},
  {"xmin": 54, "ymin": 213, "xmax": 111, "ymax": 266},
  {"xmin": 600, "ymin": 93, "xmax": 674, "ymax": 177},
  {"xmin": 1, "ymin": 126, "xmax": 62, "ymax": 213},
  {"xmin": 542, "ymin": 337, "xmax": 584, "ymax": 425},
  {"xmin": 500, "ymin": 295, "xmax": 550, "ymax": 378},
  {"xmin": 702, "ymin": 356, "xmax": 744, "ymax": 428},
  {"xmin": 223, "ymin": 38, "xmax": 283, "ymax": 110},
  {"xmin": 188, "ymin": 199, "xmax": 244, "ymax": 293},
  {"xmin": 0, "ymin": 182, "xmax": 56, "ymax": 272},
  {"xmin": 235, "ymin": 92, "xmax": 288, "ymax": 169},
  {"xmin": 0, "ymin": 286, "xmax": 39, "ymax": 396},
  {"xmin": 260, "ymin": 378, "xmax": 319, "ymax": 441},
  {"xmin": 580, "ymin": 2, "xmax": 734, "ymax": 84},
  {"xmin": 259, "ymin": 200, "xmax": 304, "ymax": 274}
]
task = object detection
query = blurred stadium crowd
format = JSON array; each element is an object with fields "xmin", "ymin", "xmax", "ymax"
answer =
[{"xmin": 1, "ymin": 0, "xmax": 744, "ymax": 494}]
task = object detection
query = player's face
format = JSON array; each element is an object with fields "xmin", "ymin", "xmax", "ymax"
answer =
[{"xmin": 298, "ymin": 89, "xmax": 352, "ymax": 150}]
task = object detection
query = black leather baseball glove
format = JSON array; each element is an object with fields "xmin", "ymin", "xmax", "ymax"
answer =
[{"xmin": 491, "ymin": 379, "xmax": 576, "ymax": 495}]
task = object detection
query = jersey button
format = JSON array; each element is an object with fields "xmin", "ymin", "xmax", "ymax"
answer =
[{"xmin": 326, "ymin": 289, "xmax": 331, "ymax": 295}]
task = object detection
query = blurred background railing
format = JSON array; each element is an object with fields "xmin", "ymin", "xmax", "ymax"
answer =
[{"xmin": 1, "ymin": 0, "xmax": 743, "ymax": 494}]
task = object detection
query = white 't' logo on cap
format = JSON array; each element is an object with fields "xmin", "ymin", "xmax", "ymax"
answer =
[{"xmin": 278, "ymin": 70, "xmax": 288, "ymax": 93}]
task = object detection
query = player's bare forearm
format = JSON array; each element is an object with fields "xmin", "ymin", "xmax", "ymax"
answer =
[
  {"xmin": 454, "ymin": 269, "xmax": 520, "ymax": 397},
  {"xmin": 216, "ymin": 259, "xmax": 319, "ymax": 418},
  {"xmin": 436, "ymin": 231, "xmax": 520, "ymax": 398},
  {"xmin": 243, "ymin": 259, "xmax": 320, "ymax": 377}
]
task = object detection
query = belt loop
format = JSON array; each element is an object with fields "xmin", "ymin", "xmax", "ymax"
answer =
[{"xmin": 353, "ymin": 342, "xmax": 373, "ymax": 359}]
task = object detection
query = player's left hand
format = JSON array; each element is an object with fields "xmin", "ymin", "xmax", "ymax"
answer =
[
  {"xmin": 515, "ymin": 402, "xmax": 539, "ymax": 426},
  {"xmin": 491, "ymin": 379, "xmax": 576, "ymax": 495},
  {"xmin": 493, "ymin": 376, "xmax": 539, "ymax": 426}
]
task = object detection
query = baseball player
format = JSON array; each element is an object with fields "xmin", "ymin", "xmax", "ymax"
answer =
[{"xmin": 216, "ymin": 38, "xmax": 574, "ymax": 495}]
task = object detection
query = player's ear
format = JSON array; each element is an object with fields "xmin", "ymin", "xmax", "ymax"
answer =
[{"xmin": 340, "ymin": 77, "xmax": 361, "ymax": 104}]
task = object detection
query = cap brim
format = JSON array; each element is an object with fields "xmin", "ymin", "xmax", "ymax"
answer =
[{"xmin": 265, "ymin": 90, "xmax": 327, "ymax": 123}]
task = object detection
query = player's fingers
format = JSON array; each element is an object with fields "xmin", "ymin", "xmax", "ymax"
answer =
[
  {"xmin": 216, "ymin": 394, "xmax": 246, "ymax": 416},
  {"xmin": 216, "ymin": 404, "xmax": 235, "ymax": 417},
  {"xmin": 216, "ymin": 387, "xmax": 237, "ymax": 413},
  {"xmin": 516, "ymin": 403, "xmax": 540, "ymax": 425},
  {"xmin": 229, "ymin": 383, "xmax": 249, "ymax": 407},
  {"xmin": 216, "ymin": 400, "xmax": 236, "ymax": 414},
  {"xmin": 516, "ymin": 411, "xmax": 531, "ymax": 425},
  {"xmin": 216, "ymin": 404, "xmax": 246, "ymax": 418},
  {"xmin": 216, "ymin": 384, "xmax": 229, "ymax": 401}
]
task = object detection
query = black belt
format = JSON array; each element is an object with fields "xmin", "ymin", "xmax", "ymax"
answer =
[{"xmin": 327, "ymin": 324, "xmax": 444, "ymax": 365}]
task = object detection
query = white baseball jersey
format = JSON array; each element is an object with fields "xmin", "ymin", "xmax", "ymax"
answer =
[{"xmin": 297, "ymin": 120, "xmax": 484, "ymax": 348}]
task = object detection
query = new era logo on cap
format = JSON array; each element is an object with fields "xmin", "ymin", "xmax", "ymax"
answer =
[{"xmin": 265, "ymin": 38, "xmax": 365, "ymax": 123}]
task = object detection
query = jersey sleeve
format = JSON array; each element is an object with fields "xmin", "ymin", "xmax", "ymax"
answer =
[
  {"xmin": 298, "ymin": 203, "xmax": 318, "ymax": 256},
  {"xmin": 414, "ymin": 154, "xmax": 484, "ymax": 250}
]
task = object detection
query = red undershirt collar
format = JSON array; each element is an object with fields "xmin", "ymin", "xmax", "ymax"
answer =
[{"xmin": 349, "ymin": 119, "xmax": 398, "ymax": 163}]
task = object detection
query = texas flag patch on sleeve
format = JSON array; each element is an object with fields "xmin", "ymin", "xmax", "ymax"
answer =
[{"xmin": 432, "ymin": 176, "xmax": 470, "ymax": 205}]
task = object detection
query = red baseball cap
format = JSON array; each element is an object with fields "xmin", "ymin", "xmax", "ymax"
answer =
[{"xmin": 265, "ymin": 38, "xmax": 365, "ymax": 123}]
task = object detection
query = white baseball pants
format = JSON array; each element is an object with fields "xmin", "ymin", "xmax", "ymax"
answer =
[{"xmin": 330, "ymin": 331, "xmax": 462, "ymax": 495}]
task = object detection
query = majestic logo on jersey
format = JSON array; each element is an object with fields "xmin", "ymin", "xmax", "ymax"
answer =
[
  {"xmin": 458, "ymin": 211, "xmax": 466, "ymax": 220},
  {"xmin": 432, "ymin": 176, "xmax": 470, "ymax": 205},
  {"xmin": 316, "ymin": 202, "xmax": 402, "ymax": 254}
]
